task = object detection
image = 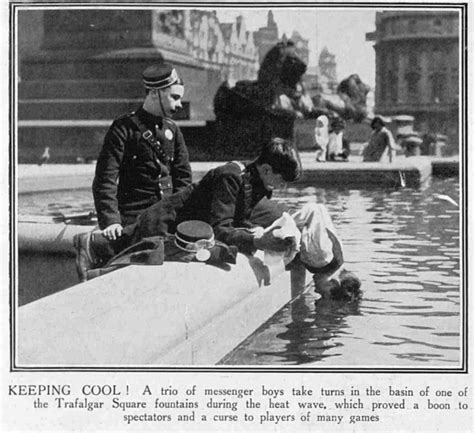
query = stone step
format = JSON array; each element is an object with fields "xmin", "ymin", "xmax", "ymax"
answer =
[
  {"xmin": 431, "ymin": 157, "xmax": 459, "ymax": 176},
  {"xmin": 18, "ymin": 99, "xmax": 190, "ymax": 120},
  {"xmin": 17, "ymin": 253, "xmax": 305, "ymax": 366},
  {"xmin": 18, "ymin": 154, "xmax": 443, "ymax": 194},
  {"xmin": 20, "ymin": 55, "xmax": 158, "ymax": 81},
  {"xmin": 19, "ymin": 79, "xmax": 142, "ymax": 99},
  {"xmin": 17, "ymin": 121, "xmax": 215, "ymax": 164},
  {"xmin": 299, "ymin": 157, "xmax": 433, "ymax": 188}
]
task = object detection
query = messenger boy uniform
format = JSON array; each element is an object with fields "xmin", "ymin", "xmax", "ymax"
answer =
[
  {"xmin": 75, "ymin": 138, "xmax": 299, "ymax": 281},
  {"xmin": 93, "ymin": 63, "xmax": 192, "ymax": 233},
  {"xmin": 78, "ymin": 138, "xmax": 361, "ymax": 298}
]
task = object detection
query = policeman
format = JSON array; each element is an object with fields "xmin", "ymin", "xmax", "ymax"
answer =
[{"xmin": 92, "ymin": 62, "xmax": 192, "ymax": 241}]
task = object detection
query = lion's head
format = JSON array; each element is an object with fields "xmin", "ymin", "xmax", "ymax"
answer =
[
  {"xmin": 337, "ymin": 74, "xmax": 370, "ymax": 122},
  {"xmin": 258, "ymin": 41, "xmax": 307, "ymax": 89}
]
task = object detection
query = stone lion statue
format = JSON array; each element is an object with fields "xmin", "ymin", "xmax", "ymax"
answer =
[
  {"xmin": 213, "ymin": 41, "xmax": 370, "ymax": 158},
  {"xmin": 313, "ymin": 73, "xmax": 370, "ymax": 123}
]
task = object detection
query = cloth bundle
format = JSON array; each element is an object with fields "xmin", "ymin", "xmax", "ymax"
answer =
[
  {"xmin": 262, "ymin": 211, "xmax": 301, "ymax": 266},
  {"xmin": 292, "ymin": 202, "xmax": 340, "ymax": 270},
  {"xmin": 260, "ymin": 203, "xmax": 342, "ymax": 274},
  {"xmin": 259, "ymin": 202, "xmax": 342, "ymax": 273}
]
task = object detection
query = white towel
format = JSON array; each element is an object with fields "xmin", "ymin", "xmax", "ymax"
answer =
[
  {"xmin": 262, "ymin": 212, "xmax": 301, "ymax": 266},
  {"xmin": 291, "ymin": 203, "xmax": 340, "ymax": 269}
]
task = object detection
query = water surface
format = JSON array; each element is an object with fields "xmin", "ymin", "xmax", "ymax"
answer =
[
  {"xmin": 18, "ymin": 178, "xmax": 461, "ymax": 367},
  {"xmin": 221, "ymin": 177, "xmax": 461, "ymax": 367}
]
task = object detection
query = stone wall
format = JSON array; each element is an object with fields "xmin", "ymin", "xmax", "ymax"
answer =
[
  {"xmin": 17, "ymin": 8, "xmax": 259, "ymax": 163},
  {"xmin": 367, "ymin": 11, "xmax": 459, "ymax": 148}
]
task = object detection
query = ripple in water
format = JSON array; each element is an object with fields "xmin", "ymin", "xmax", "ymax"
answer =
[
  {"xmin": 18, "ymin": 178, "xmax": 462, "ymax": 367},
  {"xmin": 220, "ymin": 178, "xmax": 461, "ymax": 367}
]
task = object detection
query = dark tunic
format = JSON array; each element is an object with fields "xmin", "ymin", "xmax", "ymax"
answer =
[
  {"xmin": 132, "ymin": 161, "xmax": 272, "ymax": 255},
  {"xmin": 92, "ymin": 106, "xmax": 192, "ymax": 229},
  {"xmin": 362, "ymin": 127, "xmax": 394, "ymax": 162}
]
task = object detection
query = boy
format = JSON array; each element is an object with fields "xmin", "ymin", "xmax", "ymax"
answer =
[
  {"xmin": 75, "ymin": 137, "xmax": 300, "ymax": 280},
  {"xmin": 250, "ymin": 199, "xmax": 361, "ymax": 301},
  {"xmin": 93, "ymin": 63, "xmax": 192, "ymax": 241},
  {"xmin": 76, "ymin": 137, "xmax": 361, "ymax": 298},
  {"xmin": 327, "ymin": 117, "xmax": 351, "ymax": 162}
]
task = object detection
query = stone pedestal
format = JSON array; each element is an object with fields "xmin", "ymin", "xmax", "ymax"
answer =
[{"xmin": 18, "ymin": 9, "xmax": 220, "ymax": 163}]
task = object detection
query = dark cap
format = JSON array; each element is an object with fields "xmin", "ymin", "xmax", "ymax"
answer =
[
  {"xmin": 371, "ymin": 116, "xmax": 386, "ymax": 128},
  {"xmin": 142, "ymin": 62, "xmax": 182, "ymax": 90},
  {"xmin": 331, "ymin": 117, "xmax": 345, "ymax": 129},
  {"xmin": 175, "ymin": 221, "xmax": 215, "ymax": 261}
]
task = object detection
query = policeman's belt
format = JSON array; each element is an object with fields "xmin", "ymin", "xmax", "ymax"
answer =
[{"xmin": 130, "ymin": 114, "xmax": 171, "ymax": 167}]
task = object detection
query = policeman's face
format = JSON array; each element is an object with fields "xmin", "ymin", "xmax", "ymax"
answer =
[
  {"xmin": 261, "ymin": 164, "xmax": 286, "ymax": 191},
  {"xmin": 154, "ymin": 84, "xmax": 184, "ymax": 117}
]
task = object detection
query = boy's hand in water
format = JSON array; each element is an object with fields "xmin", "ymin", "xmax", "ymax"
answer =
[{"xmin": 102, "ymin": 223, "xmax": 123, "ymax": 241}]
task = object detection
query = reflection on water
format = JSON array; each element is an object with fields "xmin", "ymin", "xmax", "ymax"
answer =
[
  {"xmin": 221, "ymin": 177, "xmax": 461, "ymax": 366},
  {"xmin": 18, "ymin": 178, "xmax": 461, "ymax": 366},
  {"xmin": 19, "ymin": 190, "xmax": 96, "ymax": 217}
]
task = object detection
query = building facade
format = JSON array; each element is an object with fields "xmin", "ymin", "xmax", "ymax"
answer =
[
  {"xmin": 366, "ymin": 11, "xmax": 459, "ymax": 144},
  {"xmin": 17, "ymin": 9, "xmax": 260, "ymax": 162},
  {"xmin": 283, "ymin": 31, "xmax": 309, "ymax": 65},
  {"xmin": 302, "ymin": 47, "xmax": 339, "ymax": 102},
  {"xmin": 318, "ymin": 47, "xmax": 338, "ymax": 93},
  {"xmin": 17, "ymin": 8, "xmax": 316, "ymax": 162},
  {"xmin": 253, "ymin": 11, "xmax": 279, "ymax": 63}
]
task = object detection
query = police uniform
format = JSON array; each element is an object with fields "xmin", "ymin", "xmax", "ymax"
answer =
[{"xmin": 92, "ymin": 64, "xmax": 192, "ymax": 229}]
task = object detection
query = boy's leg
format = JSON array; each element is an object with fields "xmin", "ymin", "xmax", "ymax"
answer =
[
  {"xmin": 74, "ymin": 186, "xmax": 196, "ymax": 282},
  {"xmin": 135, "ymin": 185, "xmax": 195, "ymax": 240},
  {"xmin": 73, "ymin": 224, "xmax": 138, "ymax": 282}
]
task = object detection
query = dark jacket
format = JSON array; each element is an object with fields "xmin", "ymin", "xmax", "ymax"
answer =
[
  {"xmin": 135, "ymin": 161, "xmax": 271, "ymax": 255},
  {"xmin": 93, "ymin": 106, "xmax": 192, "ymax": 229}
]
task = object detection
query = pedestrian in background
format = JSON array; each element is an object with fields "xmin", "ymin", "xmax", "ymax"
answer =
[
  {"xmin": 314, "ymin": 115, "xmax": 329, "ymax": 162},
  {"xmin": 327, "ymin": 117, "xmax": 350, "ymax": 161},
  {"xmin": 362, "ymin": 116, "xmax": 395, "ymax": 162}
]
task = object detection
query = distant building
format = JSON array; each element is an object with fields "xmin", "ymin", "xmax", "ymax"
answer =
[
  {"xmin": 253, "ymin": 11, "xmax": 279, "ymax": 63},
  {"xmin": 318, "ymin": 47, "xmax": 338, "ymax": 93},
  {"xmin": 253, "ymin": 11, "xmax": 310, "ymax": 66},
  {"xmin": 366, "ymin": 11, "xmax": 459, "ymax": 144},
  {"xmin": 282, "ymin": 31, "xmax": 309, "ymax": 65},
  {"xmin": 16, "ymin": 8, "xmax": 317, "ymax": 162},
  {"xmin": 16, "ymin": 9, "xmax": 261, "ymax": 162},
  {"xmin": 302, "ymin": 47, "xmax": 339, "ymax": 99}
]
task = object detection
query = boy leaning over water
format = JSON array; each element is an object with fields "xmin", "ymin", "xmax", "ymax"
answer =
[
  {"xmin": 75, "ymin": 137, "xmax": 298, "ymax": 274},
  {"xmin": 75, "ymin": 137, "xmax": 360, "ymax": 298}
]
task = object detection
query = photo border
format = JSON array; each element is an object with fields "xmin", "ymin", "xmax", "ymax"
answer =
[{"xmin": 9, "ymin": 0, "xmax": 469, "ymax": 374}]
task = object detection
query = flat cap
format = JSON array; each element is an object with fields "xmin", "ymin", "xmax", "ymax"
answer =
[{"xmin": 142, "ymin": 62, "xmax": 181, "ymax": 89}]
